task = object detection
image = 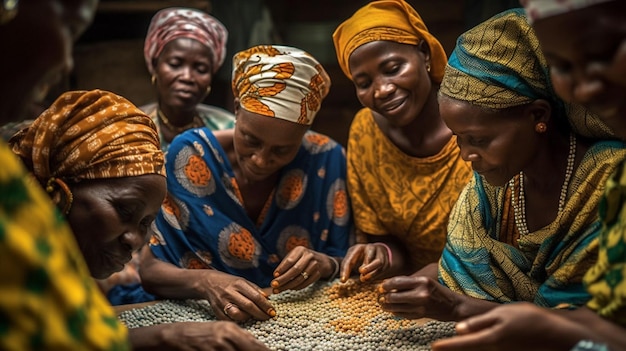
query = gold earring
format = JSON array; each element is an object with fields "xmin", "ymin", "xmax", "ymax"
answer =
[
  {"xmin": 0, "ymin": 0, "xmax": 19, "ymax": 25},
  {"xmin": 535, "ymin": 122, "xmax": 547, "ymax": 133},
  {"xmin": 426, "ymin": 63, "xmax": 431, "ymax": 73},
  {"xmin": 151, "ymin": 75, "xmax": 156, "ymax": 86},
  {"xmin": 206, "ymin": 86, "xmax": 211, "ymax": 95}
]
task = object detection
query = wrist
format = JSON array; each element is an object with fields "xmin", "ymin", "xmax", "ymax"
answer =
[
  {"xmin": 326, "ymin": 256, "xmax": 340, "ymax": 281},
  {"xmin": 374, "ymin": 243, "xmax": 393, "ymax": 266}
]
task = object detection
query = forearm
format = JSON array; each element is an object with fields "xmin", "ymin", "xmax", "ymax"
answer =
[
  {"xmin": 129, "ymin": 325, "xmax": 172, "ymax": 351},
  {"xmin": 554, "ymin": 307, "xmax": 626, "ymax": 351},
  {"xmin": 139, "ymin": 248, "xmax": 210, "ymax": 300}
]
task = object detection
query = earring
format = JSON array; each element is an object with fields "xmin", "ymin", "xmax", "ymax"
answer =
[
  {"xmin": 151, "ymin": 75, "xmax": 156, "ymax": 86},
  {"xmin": 535, "ymin": 122, "xmax": 547, "ymax": 133},
  {"xmin": 0, "ymin": 0, "xmax": 19, "ymax": 25},
  {"xmin": 206, "ymin": 86, "xmax": 211, "ymax": 95},
  {"xmin": 46, "ymin": 177, "xmax": 74, "ymax": 215},
  {"xmin": 426, "ymin": 63, "xmax": 431, "ymax": 73}
]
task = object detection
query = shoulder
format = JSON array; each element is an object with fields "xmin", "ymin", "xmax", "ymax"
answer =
[{"xmin": 197, "ymin": 104, "xmax": 235, "ymax": 127}]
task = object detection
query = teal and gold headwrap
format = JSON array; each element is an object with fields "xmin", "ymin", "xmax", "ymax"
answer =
[{"xmin": 440, "ymin": 8, "xmax": 613, "ymax": 138}]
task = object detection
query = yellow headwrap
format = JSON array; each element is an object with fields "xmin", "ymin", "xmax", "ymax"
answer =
[
  {"xmin": 10, "ymin": 89, "xmax": 165, "ymax": 185},
  {"xmin": 232, "ymin": 45, "xmax": 331, "ymax": 126},
  {"xmin": 332, "ymin": 0, "xmax": 447, "ymax": 83}
]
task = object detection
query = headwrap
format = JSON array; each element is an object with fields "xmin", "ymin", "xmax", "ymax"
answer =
[
  {"xmin": 332, "ymin": 0, "xmax": 447, "ymax": 83},
  {"xmin": 520, "ymin": 0, "xmax": 615, "ymax": 23},
  {"xmin": 10, "ymin": 89, "xmax": 165, "ymax": 185},
  {"xmin": 144, "ymin": 7, "xmax": 228, "ymax": 75},
  {"xmin": 439, "ymin": 8, "xmax": 614, "ymax": 138},
  {"xmin": 232, "ymin": 45, "xmax": 331, "ymax": 126}
]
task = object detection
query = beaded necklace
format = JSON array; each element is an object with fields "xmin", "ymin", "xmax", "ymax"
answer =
[
  {"xmin": 510, "ymin": 133, "xmax": 576, "ymax": 236},
  {"xmin": 157, "ymin": 108, "xmax": 202, "ymax": 133}
]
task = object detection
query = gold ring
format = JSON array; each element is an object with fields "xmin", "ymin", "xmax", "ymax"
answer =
[
  {"xmin": 223, "ymin": 302, "xmax": 235, "ymax": 316},
  {"xmin": 301, "ymin": 271, "xmax": 309, "ymax": 280}
]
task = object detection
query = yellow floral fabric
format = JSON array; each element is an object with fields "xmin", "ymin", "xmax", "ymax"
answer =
[
  {"xmin": 0, "ymin": 142, "xmax": 129, "ymax": 350},
  {"xmin": 347, "ymin": 108, "xmax": 472, "ymax": 269},
  {"xmin": 585, "ymin": 159, "xmax": 626, "ymax": 325}
]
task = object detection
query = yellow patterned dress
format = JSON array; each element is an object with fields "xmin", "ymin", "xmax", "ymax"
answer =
[
  {"xmin": 0, "ymin": 142, "xmax": 129, "ymax": 350},
  {"xmin": 585, "ymin": 159, "xmax": 626, "ymax": 325},
  {"xmin": 347, "ymin": 108, "xmax": 472, "ymax": 269}
]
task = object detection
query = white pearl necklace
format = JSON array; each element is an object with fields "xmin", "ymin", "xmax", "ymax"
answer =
[{"xmin": 510, "ymin": 133, "xmax": 576, "ymax": 236}]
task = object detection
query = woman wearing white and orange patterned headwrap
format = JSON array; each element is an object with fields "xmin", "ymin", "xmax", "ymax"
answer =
[
  {"xmin": 141, "ymin": 7, "xmax": 235, "ymax": 151},
  {"xmin": 135, "ymin": 45, "xmax": 352, "ymax": 322}
]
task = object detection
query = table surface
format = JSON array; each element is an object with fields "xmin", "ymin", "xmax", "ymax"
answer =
[{"xmin": 116, "ymin": 279, "xmax": 456, "ymax": 351}]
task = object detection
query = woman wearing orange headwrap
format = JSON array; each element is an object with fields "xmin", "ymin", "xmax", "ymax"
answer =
[
  {"xmin": 332, "ymin": 0, "xmax": 472, "ymax": 282},
  {"xmin": 10, "ymin": 89, "xmax": 270, "ymax": 350}
]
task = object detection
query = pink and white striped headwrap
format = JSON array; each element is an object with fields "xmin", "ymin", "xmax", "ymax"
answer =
[
  {"xmin": 144, "ymin": 7, "xmax": 228, "ymax": 75},
  {"xmin": 521, "ymin": 0, "xmax": 615, "ymax": 23}
]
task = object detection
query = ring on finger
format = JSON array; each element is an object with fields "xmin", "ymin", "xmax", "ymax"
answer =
[
  {"xmin": 223, "ymin": 302, "xmax": 236, "ymax": 316},
  {"xmin": 301, "ymin": 271, "xmax": 309, "ymax": 280}
]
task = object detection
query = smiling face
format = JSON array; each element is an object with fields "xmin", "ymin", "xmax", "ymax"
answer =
[
  {"xmin": 233, "ymin": 106, "xmax": 308, "ymax": 183},
  {"xmin": 0, "ymin": 0, "xmax": 97, "ymax": 124},
  {"xmin": 153, "ymin": 37, "xmax": 213, "ymax": 113},
  {"xmin": 66, "ymin": 174, "xmax": 166, "ymax": 279},
  {"xmin": 348, "ymin": 40, "xmax": 432, "ymax": 127},
  {"xmin": 439, "ymin": 95, "xmax": 540, "ymax": 186},
  {"xmin": 532, "ymin": 2, "xmax": 626, "ymax": 139}
]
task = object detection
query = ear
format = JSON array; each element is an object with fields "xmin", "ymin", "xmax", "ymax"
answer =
[
  {"xmin": 417, "ymin": 40, "xmax": 431, "ymax": 62},
  {"xmin": 233, "ymin": 97, "xmax": 241, "ymax": 114},
  {"xmin": 525, "ymin": 99, "xmax": 552, "ymax": 125}
]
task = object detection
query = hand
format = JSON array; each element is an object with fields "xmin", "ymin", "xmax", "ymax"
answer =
[
  {"xmin": 339, "ymin": 243, "xmax": 391, "ymax": 283},
  {"xmin": 377, "ymin": 275, "xmax": 458, "ymax": 321},
  {"xmin": 271, "ymin": 246, "xmax": 333, "ymax": 293},
  {"xmin": 134, "ymin": 321, "xmax": 271, "ymax": 351},
  {"xmin": 431, "ymin": 303, "xmax": 585, "ymax": 351},
  {"xmin": 200, "ymin": 270, "xmax": 275, "ymax": 322}
]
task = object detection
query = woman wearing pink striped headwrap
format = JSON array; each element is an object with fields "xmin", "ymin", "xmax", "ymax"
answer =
[
  {"xmin": 135, "ymin": 45, "xmax": 353, "ymax": 322},
  {"xmin": 141, "ymin": 7, "xmax": 235, "ymax": 151},
  {"xmin": 432, "ymin": 2, "xmax": 626, "ymax": 351}
]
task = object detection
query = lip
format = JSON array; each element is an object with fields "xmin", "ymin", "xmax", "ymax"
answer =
[
  {"xmin": 378, "ymin": 97, "xmax": 406, "ymax": 113},
  {"xmin": 172, "ymin": 89, "xmax": 196, "ymax": 100}
]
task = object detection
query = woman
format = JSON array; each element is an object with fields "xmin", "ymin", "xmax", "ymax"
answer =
[
  {"xmin": 138, "ymin": 45, "xmax": 352, "ymax": 322},
  {"xmin": 332, "ymin": 0, "xmax": 472, "ymax": 282},
  {"xmin": 432, "ymin": 2, "xmax": 626, "ymax": 350},
  {"xmin": 0, "ymin": 1, "xmax": 132, "ymax": 349},
  {"xmin": 377, "ymin": 8, "xmax": 626, "ymax": 322},
  {"xmin": 10, "ymin": 89, "xmax": 270, "ymax": 350},
  {"xmin": 142, "ymin": 7, "xmax": 234, "ymax": 150},
  {"xmin": 101, "ymin": 7, "xmax": 236, "ymax": 303}
]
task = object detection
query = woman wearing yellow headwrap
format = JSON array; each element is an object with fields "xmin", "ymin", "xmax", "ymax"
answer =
[
  {"xmin": 10, "ymin": 89, "xmax": 270, "ymax": 350},
  {"xmin": 377, "ymin": 8, "xmax": 626, "ymax": 327},
  {"xmin": 332, "ymin": 0, "xmax": 472, "ymax": 282},
  {"xmin": 136, "ymin": 45, "xmax": 352, "ymax": 322}
]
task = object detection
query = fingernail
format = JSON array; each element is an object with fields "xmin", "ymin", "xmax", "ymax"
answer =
[
  {"xmin": 378, "ymin": 296, "xmax": 385, "ymax": 304},
  {"xmin": 273, "ymin": 288, "xmax": 280, "ymax": 294},
  {"xmin": 267, "ymin": 308, "xmax": 276, "ymax": 317},
  {"xmin": 377, "ymin": 285, "xmax": 385, "ymax": 294},
  {"xmin": 273, "ymin": 271, "xmax": 280, "ymax": 278},
  {"xmin": 271, "ymin": 280, "xmax": 280, "ymax": 288}
]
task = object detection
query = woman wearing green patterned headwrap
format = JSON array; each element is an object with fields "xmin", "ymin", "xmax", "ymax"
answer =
[{"xmin": 376, "ymin": 8, "xmax": 626, "ymax": 324}]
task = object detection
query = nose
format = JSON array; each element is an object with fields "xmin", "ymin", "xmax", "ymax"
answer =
[
  {"xmin": 571, "ymin": 63, "xmax": 606, "ymax": 105},
  {"xmin": 121, "ymin": 229, "xmax": 147, "ymax": 252},
  {"xmin": 251, "ymin": 149, "xmax": 271, "ymax": 168},
  {"xmin": 457, "ymin": 143, "xmax": 480, "ymax": 163},
  {"xmin": 373, "ymin": 78, "xmax": 394, "ymax": 99},
  {"xmin": 179, "ymin": 66, "xmax": 193, "ymax": 82}
]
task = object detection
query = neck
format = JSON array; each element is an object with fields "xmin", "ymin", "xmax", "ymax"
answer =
[{"xmin": 158, "ymin": 104, "xmax": 197, "ymax": 127}]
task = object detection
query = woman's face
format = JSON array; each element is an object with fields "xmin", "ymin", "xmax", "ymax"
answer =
[
  {"xmin": 440, "ymin": 95, "xmax": 537, "ymax": 186},
  {"xmin": 533, "ymin": 3, "xmax": 626, "ymax": 139},
  {"xmin": 67, "ymin": 174, "xmax": 166, "ymax": 279},
  {"xmin": 0, "ymin": 0, "xmax": 97, "ymax": 124},
  {"xmin": 348, "ymin": 40, "xmax": 432, "ymax": 127},
  {"xmin": 233, "ymin": 106, "xmax": 307, "ymax": 183},
  {"xmin": 154, "ymin": 37, "xmax": 213, "ymax": 112}
]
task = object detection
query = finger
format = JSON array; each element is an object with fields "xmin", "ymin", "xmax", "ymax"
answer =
[
  {"xmin": 431, "ymin": 328, "xmax": 498, "ymax": 351},
  {"xmin": 237, "ymin": 290, "xmax": 276, "ymax": 321},
  {"xmin": 358, "ymin": 258, "xmax": 384, "ymax": 282},
  {"xmin": 380, "ymin": 275, "xmax": 428, "ymax": 292},
  {"xmin": 273, "ymin": 249, "xmax": 303, "ymax": 278},
  {"xmin": 274, "ymin": 260, "xmax": 319, "ymax": 292},
  {"xmin": 272, "ymin": 252, "xmax": 316, "ymax": 288},
  {"xmin": 455, "ymin": 314, "xmax": 498, "ymax": 335},
  {"xmin": 339, "ymin": 246, "xmax": 365, "ymax": 282},
  {"xmin": 221, "ymin": 303, "xmax": 253, "ymax": 322}
]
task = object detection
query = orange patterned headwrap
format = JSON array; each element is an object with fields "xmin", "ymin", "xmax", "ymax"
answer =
[
  {"xmin": 232, "ymin": 45, "xmax": 331, "ymax": 125},
  {"xmin": 10, "ymin": 89, "xmax": 165, "ymax": 185},
  {"xmin": 332, "ymin": 0, "xmax": 447, "ymax": 83}
]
